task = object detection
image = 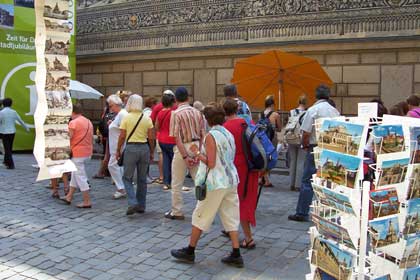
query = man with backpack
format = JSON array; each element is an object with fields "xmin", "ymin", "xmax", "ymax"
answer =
[
  {"xmin": 285, "ymin": 95, "xmax": 307, "ymax": 191},
  {"xmin": 288, "ymin": 85, "xmax": 340, "ymax": 222},
  {"xmin": 223, "ymin": 84, "xmax": 252, "ymax": 124}
]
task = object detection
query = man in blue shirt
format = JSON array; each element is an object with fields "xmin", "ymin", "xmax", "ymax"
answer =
[{"xmin": 0, "ymin": 98, "xmax": 30, "ymax": 169}]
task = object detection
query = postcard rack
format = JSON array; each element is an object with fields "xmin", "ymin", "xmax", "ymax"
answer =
[{"xmin": 306, "ymin": 115, "xmax": 420, "ymax": 280}]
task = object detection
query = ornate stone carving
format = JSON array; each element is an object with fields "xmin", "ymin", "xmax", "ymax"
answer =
[{"xmin": 76, "ymin": 0, "xmax": 420, "ymax": 55}]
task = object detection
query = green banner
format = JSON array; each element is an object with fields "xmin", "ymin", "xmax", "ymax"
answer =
[{"xmin": 0, "ymin": 0, "xmax": 75, "ymax": 150}]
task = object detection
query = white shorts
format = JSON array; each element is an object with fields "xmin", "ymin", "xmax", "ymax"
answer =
[
  {"xmin": 192, "ymin": 187, "xmax": 239, "ymax": 232},
  {"xmin": 70, "ymin": 157, "xmax": 90, "ymax": 192}
]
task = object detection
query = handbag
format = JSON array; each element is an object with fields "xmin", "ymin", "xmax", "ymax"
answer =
[
  {"xmin": 117, "ymin": 113, "xmax": 144, "ymax": 166},
  {"xmin": 195, "ymin": 168, "xmax": 209, "ymax": 201}
]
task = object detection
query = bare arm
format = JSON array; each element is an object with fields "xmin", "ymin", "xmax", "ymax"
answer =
[
  {"xmin": 176, "ymin": 135, "xmax": 188, "ymax": 158},
  {"xmin": 147, "ymin": 128, "xmax": 155, "ymax": 159},
  {"xmin": 116, "ymin": 129, "xmax": 126, "ymax": 159},
  {"xmin": 274, "ymin": 112, "xmax": 282, "ymax": 132},
  {"xmin": 68, "ymin": 128, "xmax": 74, "ymax": 139},
  {"xmin": 302, "ymin": 131, "xmax": 311, "ymax": 150},
  {"xmin": 192, "ymin": 134, "xmax": 216, "ymax": 169},
  {"xmin": 15, "ymin": 112, "xmax": 29, "ymax": 132}
]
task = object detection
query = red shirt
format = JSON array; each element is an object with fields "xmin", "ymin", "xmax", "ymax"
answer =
[
  {"xmin": 151, "ymin": 102, "xmax": 164, "ymax": 123},
  {"xmin": 156, "ymin": 108, "xmax": 176, "ymax": 144}
]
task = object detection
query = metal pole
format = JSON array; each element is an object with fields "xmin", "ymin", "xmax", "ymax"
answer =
[{"xmin": 358, "ymin": 181, "xmax": 370, "ymax": 279}]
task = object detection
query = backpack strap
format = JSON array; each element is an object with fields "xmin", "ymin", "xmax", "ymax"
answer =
[
  {"xmin": 241, "ymin": 123, "xmax": 251, "ymax": 199},
  {"xmin": 266, "ymin": 110, "xmax": 274, "ymax": 119},
  {"xmin": 298, "ymin": 111, "xmax": 306, "ymax": 125}
]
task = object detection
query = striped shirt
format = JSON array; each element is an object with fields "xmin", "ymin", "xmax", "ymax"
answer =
[{"xmin": 169, "ymin": 104, "xmax": 205, "ymax": 143}]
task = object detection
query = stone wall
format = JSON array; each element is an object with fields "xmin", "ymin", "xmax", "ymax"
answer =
[{"xmin": 77, "ymin": 39, "xmax": 420, "ymax": 120}]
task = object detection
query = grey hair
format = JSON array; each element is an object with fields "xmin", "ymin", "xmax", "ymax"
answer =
[
  {"xmin": 126, "ymin": 94, "xmax": 143, "ymax": 112},
  {"xmin": 107, "ymin": 94, "xmax": 123, "ymax": 106},
  {"xmin": 193, "ymin": 101, "xmax": 204, "ymax": 112}
]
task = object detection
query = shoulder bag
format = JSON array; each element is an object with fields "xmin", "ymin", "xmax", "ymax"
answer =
[
  {"xmin": 117, "ymin": 114, "xmax": 144, "ymax": 166},
  {"xmin": 195, "ymin": 168, "xmax": 209, "ymax": 201}
]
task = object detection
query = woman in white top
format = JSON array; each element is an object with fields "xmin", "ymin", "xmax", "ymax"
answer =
[
  {"xmin": 0, "ymin": 98, "xmax": 29, "ymax": 169},
  {"xmin": 107, "ymin": 94, "xmax": 128, "ymax": 199},
  {"xmin": 287, "ymin": 95, "xmax": 307, "ymax": 191}
]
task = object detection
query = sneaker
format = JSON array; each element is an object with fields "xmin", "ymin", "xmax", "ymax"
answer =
[
  {"xmin": 113, "ymin": 191, "xmax": 126, "ymax": 199},
  {"xmin": 221, "ymin": 253, "xmax": 244, "ymax": 268},
  {"xmin": 164, "ymin": 211, "xmax": 185, "ymax": 220},
  {"xmin": 288, "ymin": 214, "xmax": 307, "ymax": 222},
  {"xmin": 181, "ymin": 186, "xmax": 191, "ymax": 191},
  {"xmin": 170, "ymin": 247, "xmax": 195, "ymax": 263},
  {"xmin": 163, "ymin": 185, "xmax": 171, "ymax": 190},
  {"xmin": 126, "ymin": 206, "xmax": 137, "ymax": 216},
  {"xmin": 146, "ymin": 177, "xmax": 153, "ymax": 184}
]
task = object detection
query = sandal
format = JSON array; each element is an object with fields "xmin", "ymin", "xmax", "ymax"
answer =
[
  {"xmin": 59, "ymin": 197, "xmax": 71, "ymax": 205},
  {"xmin": 51, "ymin": 192, "xmax": 60, "ymax": 199},
  {"xmin": 153, "ymin": 178, "xmax": 163, "ymax": 184},
  {"xmin": 76, "ymin": 204, "xmax": 92, "ymax": 209},
  {"xmin": 221, "ymin": 230, "xmax": 230, "ymax": 238},
  {"xmin": 263, "ymin": 183, "xmax": 274, "ymax": 188},
  {"xmin": 240, "ymin": 239, "xmax": 256, "ymax": 249}
]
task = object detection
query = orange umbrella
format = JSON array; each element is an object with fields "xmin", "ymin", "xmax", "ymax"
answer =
[{"xmin": 231, "ymin": 50, "xmax": 333, "ymax": 111}]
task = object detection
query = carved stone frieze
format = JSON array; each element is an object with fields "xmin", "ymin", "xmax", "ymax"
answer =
[{"xmin": 76, "ymin": 0, "xmax": 420, "ymax": 55}]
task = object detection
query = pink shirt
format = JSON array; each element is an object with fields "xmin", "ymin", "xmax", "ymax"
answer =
[
  {"xmin": 69, "ymin": 115, "xmax": 93, "ymax": 158},
  {"xmin": 408, "ymin": 108, "xmax": 420, "ymax": 118}
]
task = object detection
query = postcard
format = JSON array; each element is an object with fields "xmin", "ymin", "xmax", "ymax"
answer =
[
  {"xmin": 0, "ymin": 4, "xmax": 14, "ymax": 29},
  {"xmin": 378, "ymin": 158, "xmax": 409, "ymax": 187},
  {"xmin": 403, "ymin": 198, "xmax": 420, "ymax": 235},
  {"xmin": 403, "ymin": 266, "xmax": 420, "ymax": 280},
  {"xmin": 410, "ymin": 127, "xmax": 420, "ymax": 163},
  {"xmin": 316, "ymin": 187, "xmax": 355, "ymax": 215},
  {"xmin": 373, "ymin": 275, "xmax": 391, "ymax": 280},
  {"xmin": 399, "ymin": 234, "xmax": 420, "ymax": 269},
  {"xmin": 318, "ymin": 120, "xmax": 365, "ymax": 156},
  {"xmin": 317, "ymin": 150, "xmax": 361, "ymax": 189},
  {"xmin": 44, "ymin": 0, "xmax": 73, "ymax": 20},
  {"xmin": 312, "ymin": 214, "xmax": 356, "ymax": 249},
  {"xmin": 407, "ymin": 164, "xmax": 420, "ymax": 200},
  {"xmin": 313, "ymin": 268, "xmax": 337, "ymax": 280},
  {"xmin": 369, "ymin": 216, "xmax": 400, "ymax": 249},
  {"xmin": 311, "ymin": 237, "xmax": 354, "ymax": 280},
  {"xmin": 45, "ymin": 146, "xmax": 71, "ymax": 161},
  {"xmin": 373, "ymin": 125, "xmax": 405, "ymax": 154},
  {"xmin": 369, "ymin": 188, "xmax": 399, "ymax": 219}
]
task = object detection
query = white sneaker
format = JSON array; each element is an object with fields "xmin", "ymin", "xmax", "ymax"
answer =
[
  {"xmin": 146, "ymin": 177, "xmax": 153, "ymax": 184},
  {"xmin": 182, "ymin": 186, "xmax": 191, "ymax": 191},
  {"xmin": 113, "ymin": 191, "xmax": 126, "ymax": 199}
]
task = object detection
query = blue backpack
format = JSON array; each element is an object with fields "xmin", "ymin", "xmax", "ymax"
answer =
[
  {"xmin": 256, "ymin": 111, "xmax": 275, "ymax": 141},
  {"xmin": 242, "ymin": 123, "xmax": 278, "ymax": 172}
]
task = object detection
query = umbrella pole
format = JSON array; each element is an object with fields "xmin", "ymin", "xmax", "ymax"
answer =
[{"xmin": 278, "ymin": 70, "xmax": 284, "ymax": 111}]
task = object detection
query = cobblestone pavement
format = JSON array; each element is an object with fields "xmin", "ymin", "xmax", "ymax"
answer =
[{"xmin": 0, "ymin": 155, "xmax": 311, "ymax": 280}]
